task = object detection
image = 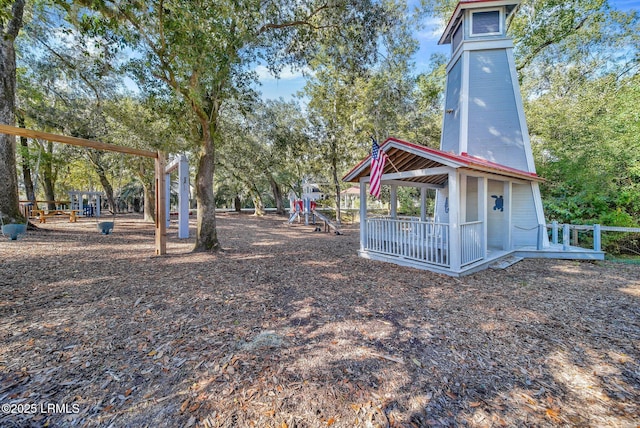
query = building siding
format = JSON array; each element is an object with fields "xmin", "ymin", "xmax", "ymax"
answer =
[
  {"xmin": 467, "ymin": 49, "xmax": 528, "ymax": 171},
  {"xmin": 442, "ymin": 58, "xmax": 462, "ymax": 154},
  {"xmin": 487, "ymin": 179, "xmax": 505, "ymax": 249},
  {"xmin": 512, "ymin": 183, "xmax": 538, "ymax": 247},
  {"xmin": 435, "ymin": 186, "xmax": 450, "ymax": 224},
  {"xmin": 465, "ymin": 176, "xmax": 479, "ymax": 222}
]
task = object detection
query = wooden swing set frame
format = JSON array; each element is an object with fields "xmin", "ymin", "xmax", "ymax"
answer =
[{"xmin": 0, "ymin": 123, "xmax": 167, "ymax": 255}]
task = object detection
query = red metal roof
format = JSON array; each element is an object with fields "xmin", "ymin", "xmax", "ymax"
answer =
[{"xmin": 342, "ymin": 137, "xmax": 541, "ymax": 183}]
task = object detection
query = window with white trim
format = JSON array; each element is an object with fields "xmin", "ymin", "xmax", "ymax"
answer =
[
  {"xmin": 470, "ymin": 9, "xmax": 502, "ymax": 37},
  {"xmin": 452, "ymin": 22, "xmax": 463, "ymax": 52}
]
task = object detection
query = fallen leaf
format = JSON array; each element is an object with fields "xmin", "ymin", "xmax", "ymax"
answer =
[{"xmin": 546, "ymin": 408, "xmax": 561, "ymax": 422}]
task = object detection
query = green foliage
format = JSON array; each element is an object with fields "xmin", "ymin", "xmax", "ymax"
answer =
[{"xmin": 530, "ymin": 73, "xmax": 639, "ymax": 225}]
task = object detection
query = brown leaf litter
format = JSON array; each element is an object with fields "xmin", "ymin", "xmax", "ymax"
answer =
[{"xmin": 0, "ymin": 213, "xmax": 638, "ymax": 427}]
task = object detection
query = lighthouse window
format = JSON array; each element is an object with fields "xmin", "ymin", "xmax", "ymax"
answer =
[
  {"xmin": 452, "ymin": 22, "xmax": 462, "ymax": 52},
  {"xmin": 471, "ymin": 10, "xmax": 501, "ymax": 36}
]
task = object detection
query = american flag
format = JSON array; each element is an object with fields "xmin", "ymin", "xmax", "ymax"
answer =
[{"xmin": 369, "ymin": 137, "xmax": 386, "ymax": 199}]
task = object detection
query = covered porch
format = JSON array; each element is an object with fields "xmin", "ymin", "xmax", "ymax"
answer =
[{"xmin": 343, "ymin": 138, "xmax": 602, "ymax": 276}]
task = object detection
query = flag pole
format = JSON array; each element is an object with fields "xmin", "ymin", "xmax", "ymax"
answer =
[{"xmin": 385, "ymin": 154, "xmax": 400, "ymax": 173}]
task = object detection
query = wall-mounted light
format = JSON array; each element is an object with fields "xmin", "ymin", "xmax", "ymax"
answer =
[{"xmin": 446, "ymin": 109, "xmax": 455, "ymax": 114}]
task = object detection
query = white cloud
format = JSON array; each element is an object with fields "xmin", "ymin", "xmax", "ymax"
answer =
[{"xmin": 416, "ymin": 16, "xmax": 446, "ymax": 41}]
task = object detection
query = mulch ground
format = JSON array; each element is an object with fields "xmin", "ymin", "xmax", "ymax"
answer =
[{"xmin": 1, "ymin": 213, "xmax": 639, "ymax": 428}]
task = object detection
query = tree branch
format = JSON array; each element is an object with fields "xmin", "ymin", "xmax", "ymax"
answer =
[
  {"xmin": 31, "ymin": 33, "xmax": 103, "ymax": 104},
  {"xmin": 4, "ymin": 0, "xmax": 25, "ymax": 40},
  {"xmin": 517, "ymin": 16, "xmax": 590, "ymax": 72},
  {"xmin": 256, "ymin": 3, "xmax": 333, "ymax": 35}
]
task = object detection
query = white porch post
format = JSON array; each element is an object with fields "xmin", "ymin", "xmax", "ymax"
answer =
[
  {"xmin": 390, "ymin": 184, "xmax": 397, "ymax": 218},
  {"xmin": 359, "ymin": 178, "xmax": 367, "ymax": 252},
  {"xmin": 531, "ymin": 182, "xmax": 549, "ymax": 248},
  {"xmin": 95, "ymin": 194, "xmax": 101, "ymax": 217},
  {"xmin": 478, "ymin": 177, "xmax": 487, "ymax": 259},
  {"xmin": 420, "ymin": 187, "xmax": 427, "ymax": 222},
  {"xmin": 503, "ymin": 181, "xmax": 512, "ymax": 250},
  {"xmin": 178, "ymin": 155, "xmax": 190, "ymax": 238},
  {"xmin": 448, "ymin": 171, "xmax": 461, "ymax": 271},
  {"xmin": 459, "ymin": 174, "xmax": 467, "ymax": 222},
  {"xmin": 79, "ymin": 193, "xmax": 85, "ymax": 216},
  {"xmin": 165, "ymin": 173, "xmax": 171, "ymax": 228}
]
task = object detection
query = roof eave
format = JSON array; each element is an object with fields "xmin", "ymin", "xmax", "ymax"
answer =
[{"xmin": 438, "ymin": 0, "xmax": 522, "ymax": 45}]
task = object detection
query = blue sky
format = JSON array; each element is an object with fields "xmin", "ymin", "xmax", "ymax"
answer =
[{"xmin": 256, "ymin": 0, "xmax": 640, "ymax": 101}]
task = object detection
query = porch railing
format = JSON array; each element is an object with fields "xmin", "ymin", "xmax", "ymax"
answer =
[
  {"xmin": 365, "ymin": 217, "xmax": 450, "ymax": 267},
  {"xmin": 460, "ymin": 221, "xmax": 483, "ymax": 266}
]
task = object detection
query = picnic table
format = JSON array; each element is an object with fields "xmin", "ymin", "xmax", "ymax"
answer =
[{"xmin": 32, "ymin": 209, "xmax": 81, "ymax": 223}]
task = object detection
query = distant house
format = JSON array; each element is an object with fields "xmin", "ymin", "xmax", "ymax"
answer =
[{"xmin": 343, "ymin": 0, "xmax": 603, "ymax": 276}]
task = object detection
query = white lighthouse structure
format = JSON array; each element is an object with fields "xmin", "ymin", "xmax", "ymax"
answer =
[
  {"xmin": 343, "ymin": 0, "xmax": 603, "ymax": 276},
  {"xmin": 435, "ymin": 0, "xmax": 547, "ymax": 251}
]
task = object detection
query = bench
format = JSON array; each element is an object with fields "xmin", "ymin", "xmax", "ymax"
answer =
[{"xmin": 33, "ymin": 209, "xmax": 81, "ymax": 223}]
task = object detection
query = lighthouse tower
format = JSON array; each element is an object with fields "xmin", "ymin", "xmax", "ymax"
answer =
[{"xmin": 436, "ymin": 0, "xmax": 548, "ymax": 250}]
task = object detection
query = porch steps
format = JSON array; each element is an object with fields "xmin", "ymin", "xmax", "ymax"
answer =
[{"xmin": 489, "ymin": 255, "xmax": 524, "ymax": 270}]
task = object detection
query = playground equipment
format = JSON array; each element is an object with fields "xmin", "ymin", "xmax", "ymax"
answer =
[
  {"xmin": 164, "ymin": 154, "xmax": 190, "ymax": 239},
  {"xmin": 0, "ymin": 124, "xmax": 168, "ymax": 255},
  {"xmin": 1, "ymin": 223, "xmax": 27, "ymax": 240},
  {"xmin": 69, "ymin": 191, "xmax": 103, "ymax": 218},
  {"xmin": 312, "ymin": 210, "xmax": 342, "ymax": 235},
  {"xmin": 288, "ymin": 197, "xmax": 342, "ymax": 235},
  {"xmin": 97, "ymin": 221, "xmax": 114, "ymax": 235},
  {"xmin": 0, "ymin": 211, "xmax": 27, "ymax": 240}
]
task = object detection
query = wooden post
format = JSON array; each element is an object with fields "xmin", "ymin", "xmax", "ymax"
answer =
[
  {"xmin": 155, "ymin": 152, "xmax": 167, "ymax": 255},
  {"xmin": 0, "ymin": 124, "xmax": 162, "ymax": 255},
  {"xmin": 572, "ymin": 228, "xmax": 579, "ymax": 246}
]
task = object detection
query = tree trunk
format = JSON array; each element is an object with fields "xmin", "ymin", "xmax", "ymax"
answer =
[
  {"xmin": 88, "ymin": 151, "xmax": 116, "ymax": 213},
  {"xmin": 252, "ymin": 189, "xmax": 265, "ymax": 216},
  {"xmin": 19, "ymin": 131, "xmax": 35, "ymax": 202},
  {"xmin": 234, "ymin": 195, "xmax": 242, "ymax": 212},
  {"xmin": 136, "ymin": 163, "xmax": 154, "ymax": 221},
  {"xmin": 269, "ymin": 175, "xmax": 285, "ymax": 215},
  {"xmin": 332, "ymin": 165, "xmax": 342, "ymax": 224},
  {"xmin": 142, "ymin": 181, "xmax": 154, "ymax": 222},
  {"xmin": 96, "ymin": 167, "xmax": 116, "ymax": 213},
  {"xmin": 0, "ymin": 0, "xmax": 25, "ymax": 224},
  {"xmin": 40, "ymin": 142, "xmax": 57, "ymax": 210},
  {"xmin": 193, "ymin": 120, "xmax": 220, "ymax": 252},
  {"xmin": 331, "ymin": 139, "xmax": 342, "ymax": 224}
]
